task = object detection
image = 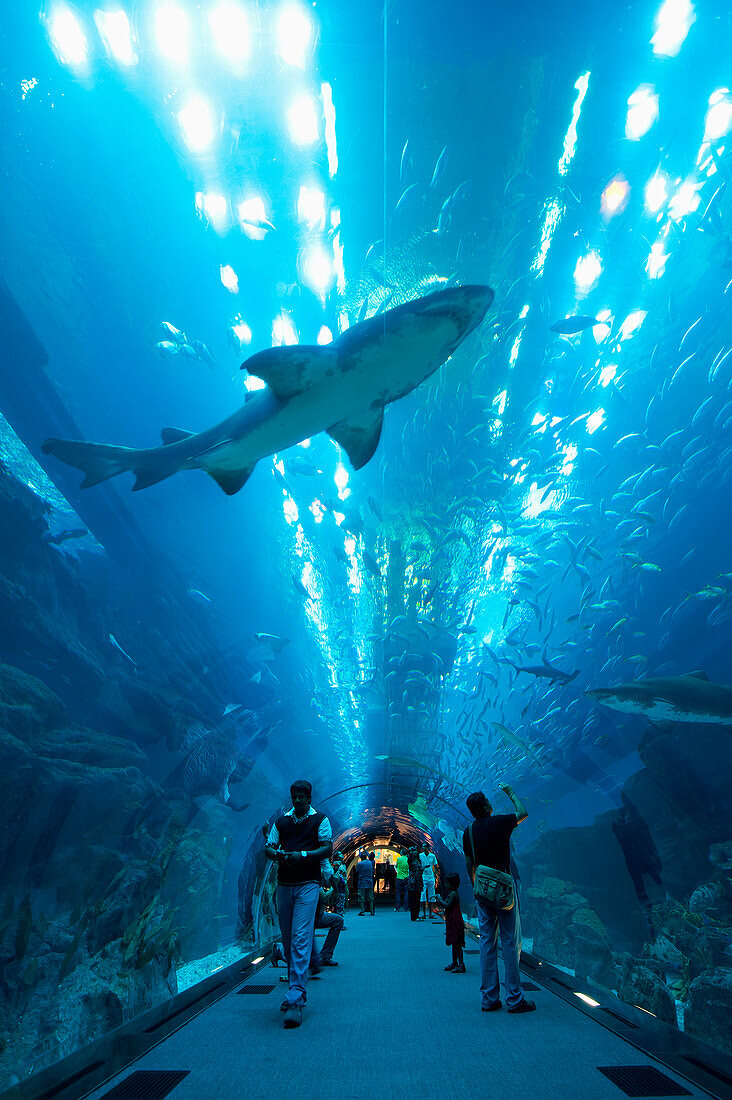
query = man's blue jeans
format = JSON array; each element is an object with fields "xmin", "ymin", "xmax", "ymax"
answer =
[
  {"xmin": 395, "ymin": 879, "xmax": 409, "ymax": 909},
  {"xmin": 277, "ymin": 882, "xmax": 320, "ymax": 1007},
  {"xmin": 475, "ymin": 892, "xmax": 525, "ymax": 1009}
]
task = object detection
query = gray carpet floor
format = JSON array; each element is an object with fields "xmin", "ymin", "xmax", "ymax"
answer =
[{"xmin": 86, "ymin": 909, "xmax": 708, "ymax": 1099}]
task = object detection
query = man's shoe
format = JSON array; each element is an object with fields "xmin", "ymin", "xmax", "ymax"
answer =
[
  {"xmin": 320, "ymin": 959, "xmax": 338, "ymax": 966},
  {"xmin": 444, "ymin": 963, "xmax": 457, "ymax": 971},
  {"xmin": 482, "ymin": 1000, "xmax": 502, "ymax": 1012},
  {"xmin": 507, "ymin": 999, "xmax": 536, "ymax": 1013},
  {"xmin": 452, "ymin": 963, "xmax": 466, "ymax": 973},
  {"xmin": 283, "ymin": 1004, "xmax": 302, "ymax": 1028},
  {"xmin": 357, "ymin": 911, "xmax": 364, "ymax": 916},
  {"xmin": 280, "ymin": 999, "xmax": 289, "ymax": 1011}
]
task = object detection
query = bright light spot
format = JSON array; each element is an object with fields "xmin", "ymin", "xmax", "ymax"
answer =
[
  {"xmin": 619, "ymin": 310, "xmax": 647, "ymax": 339},
  {"xmin": 287, "ymin": 94, "xmax": 319, "ymax": 146},
  {"xmin": 523, "ymin": 481, "xmax": 556, "ymax": 517},
  {"xmin": 531, "ymin": 412, "xmax": 546, "ymax": 426},
  {"xmin": 651, "ymin": 0, "xmax": 695, "ymax": 57},
  {"xmin": 300, "ymin": 243, "xmax": 334, "ymax": 301},
  {"xmin": 338, "ymin": 311, "xmax": 350, "ymax": 333},
  {"xmin": 599, "ymin": 363, "xmax": 617, "ymax": 387},
  {"xmin": 321, "ymin": 82, "xmax": 338, "ymax": 177},
  {"xmin": 335, "ymin": 462, "xmax": 349, "ymax": 492},
  {"xmin": 317, "ymin": 325, "xmax": 333, "ymax": 344},
  {"xmin": 594, "ymin": 310, "xmax": 613, "ymax": 342},
  {"xmin": 283, "ymin": 495, "xmax": 299, "ymax": 525},
  {"xmin": 532, "ymin": 198, "xmax": 564, "ymax": 275},
  {"xmin": 46, "ymin": 7, "xmax": 89, "ymax": 69},
  {"xmin": 94, "ymin": 9, "xmax": 137, "ymax": 66},
  {"xmin": 196, "ymin": 191, "xmax": 227, "ymax": 228},
  {"xmin": 668, "ymin": 178, "xmax": 701, "ymax": 220},
  {"xmin": 177, "ymin": 96, "xmax": 216, "ymax": 151},
  {"xmin": 509, "ymin": 331, "xmax": 524, "ymax": 367},
  {"xmin": 208, "ymin": 3, "xmax": 251, "ymax": 63},
  {"xmin": 237, "ymin": 196, "xmax": 269, "ymax": 240},
  {"xmin": 586, "ymin": 410, "xmax": 605, "ymax": 434},
  {"xmin": 646, "ymin": 240, "xmax": 668, "ymax": 279},
  {"xmin": 244, "ymin": 373, "xmax": 265, "ymax": 391},
  {"xmin": 298, "ymin": 438, "xmax": 311, "ymax": 448},
  {"xmin": 220, "ymin": 264, "xmax": 239, "ymax": 293},
  {"xmin": 644, "ymin": 169, "xmax": 670, "ymax": 214},
  {"xmin": 494, "ymin": 390, "xmax": 507, "ymax": 416},
  {"xmin": 332, "ymin": 226, "xmax": 345, "ymax": 294},
  {"xmin": 574, "ymin": 993, "xmax": 601, "ymax": 1007},
  {"xmin": 601, "ymin": 174, "xmax": 630, "ymax": 218},
  {"xmin": 561, "ymin": 442, "xmax": 578, "ymax": 475},
  {"xmin": 344, "ymin": 536, "xmax": 356, "ymax": 555},
  {"xmin": 275, "ymin": 3, "xmax": 313, "ymax": 67},
  {"xmin": 297, "ymin": 185, "xmax": 326, "ymax": 230},
  {"xmin": 153, "ymin": 3, "xmax": 189, "ymax": 62},
  {"xmin": 309, "ymin": 499, "xmax": 325, "ymax": 523},
  {"xmin": 574, "ymin": 250, "xmax": 603, "ymax": 296},
  {"xmin": 21, "ymin": 78, "xmax": 38, "ymax": 99},
  {"xmin": 704, "ymin": 89, "xmax": 732, "ymax": 142},
  {"xmin": 558, "ymin": 71, "xmax": 591, "ymax": 177},
  {"xmin": 272, "ymin": 312, "xmax": 298, "ymax": 346},
  {"xmin": 625, "ymin": 85, "xmax": 658, "ymax": 140},
  {"xmin": 231, "ymin": 316, "xmax": 252, "ymax": 346}
]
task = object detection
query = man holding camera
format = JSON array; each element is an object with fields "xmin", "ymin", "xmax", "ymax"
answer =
[{"xmin": 463, "ymin": 784, "xmax": 535, "ymax": 1015}]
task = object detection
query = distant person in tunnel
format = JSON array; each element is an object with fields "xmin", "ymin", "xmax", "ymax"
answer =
[
  {"xmin": 464, "ymin": 786, "xmax": 536, "ymax": 1014},
  {"xmin": 395, "ymin": 849, "xmax": 410, "ymax": 911},
  {"xmin": 407, "ymin": 846, "xmax": 423, "ymax": 921},
  {"xmin": 265, "ymin": 779, "xmax": 333, "ymax": 1029},
  {"xmin": 357, "ymin": 850, "xmax": 375, "ymax": 915},
  {"xmin": 611, "ymin": 792, "xmax": 665, "ymax": 933},
  {"xmin": 419, "ymin": 844, "xmax": 438, "ymax": 920}
]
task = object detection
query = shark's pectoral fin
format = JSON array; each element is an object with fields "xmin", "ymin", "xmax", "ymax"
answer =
[
  {"xmin": 242, "ymin": 345, "xmax": 338, "ymax": 399},
  {"xmin": 205, "ymin": 464, "xmax": 257, "ymax": 495},
  {"xmin": 327, "ymin": 408, "xmax": 385, "ymax": 470},
  {"xmin": 161, "ymin": 427, "xmax": 194, "ymax": 445},
  {"xmin": 687, "ymin": 670, "xmax": 709, "ymax": 680}
]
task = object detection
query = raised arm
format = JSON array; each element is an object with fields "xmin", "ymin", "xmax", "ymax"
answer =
[{"xmin": 501, "ymin": 785, "xmax": 528, "ymax": 824}]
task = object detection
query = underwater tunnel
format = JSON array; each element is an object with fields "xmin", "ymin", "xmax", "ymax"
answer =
[{"xmin": 1, "ymin": 0, "xmax": 732, "ymax": 1097}]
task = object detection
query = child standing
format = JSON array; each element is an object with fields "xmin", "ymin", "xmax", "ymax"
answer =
[{"xmin": 433, "ymin": 873, "xmax": 465, "ymax": 973}]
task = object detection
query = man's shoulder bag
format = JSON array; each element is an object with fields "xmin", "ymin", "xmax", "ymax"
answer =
[{"xmin": 469, "ymin": 823, "xmax": 515, "ymax": 910}]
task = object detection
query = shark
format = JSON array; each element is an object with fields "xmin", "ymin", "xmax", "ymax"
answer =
[
  {"xmin": 503, "ymin": 655, "xmax": 579, "ymax": 683},
  {"xmin": 42, "ymin": 284, "xmax": 494, "ymax": 495},
  {"xmin": 585, "ymin": 672, "xmax": 732, "ymax": 724}
]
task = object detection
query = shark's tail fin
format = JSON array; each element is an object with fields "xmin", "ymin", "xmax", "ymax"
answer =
[{"xmin": 42, "ymin": 438, "xmax": 172, "ymax": 491}]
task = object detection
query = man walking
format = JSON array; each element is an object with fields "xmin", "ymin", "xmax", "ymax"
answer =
[
  {"xmin": 265, "ymin": 780, "xmax": 332, "ymax": 1029},
  {"xmin": 394, "ymin": 849, "xmax": 409, "ymax": 911},
  {"xmin": 311, "ymin": 876, "xmax": 344, "ymax": 966},
  {"xmin": 463, "ymin": 786, "xmax": 535, "ymax": 1014},
  {"xmin": 356, "ymin": 850, "xmax": 375, "ymax": 915}
]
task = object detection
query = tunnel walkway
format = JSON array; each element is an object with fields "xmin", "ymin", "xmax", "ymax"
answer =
[{"xmin": 84, "ymin": 911, "xmax": 710, "ymax": 1100}]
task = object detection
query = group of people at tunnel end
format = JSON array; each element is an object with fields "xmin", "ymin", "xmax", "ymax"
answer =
[{"xmin": 265, "ymin": 778, "xmax": 535, "ymax": 1028}]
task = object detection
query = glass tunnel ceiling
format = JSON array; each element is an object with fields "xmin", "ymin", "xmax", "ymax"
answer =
[{"xmin": 2, "ymin": 0, "xmax": 732, "ymax": 853}]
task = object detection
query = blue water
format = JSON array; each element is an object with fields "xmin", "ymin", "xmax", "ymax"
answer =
[{"xmin": 0, "ymin": 0, "xmax": 731, "ymax": 1088}]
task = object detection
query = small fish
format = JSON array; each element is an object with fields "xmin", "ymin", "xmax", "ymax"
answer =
[
  {"xmin": 160, "ymin": 321, "xmax": 186, "ymax": 344},
  {"xmin": 394, "ymin": 182, "xmax": 420, "ymax": 217},
  {"xmin": 254, "ymin": 633, "xmax": 290, "ymax": 653},
  {"xmin": 429, "ymin": 145, "xmax": 448, "ymax": 191},
  {"xmin": 109, "ymin": 633, "xmax": 137, "ymax": 667},
  {"xmin": 156, "ymin": 341, "xmax": 179, "ymax": 357},
  {"xmin": 399, "ymin": 139, "xmax": 410, "ymax": 182},
  {"xmin": 187, "ymin": 587, "xmax": 212, "ymax": 604}
]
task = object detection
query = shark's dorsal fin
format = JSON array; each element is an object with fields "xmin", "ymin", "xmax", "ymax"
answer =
[
  {"xmin": 161, "ymin": 427, "xmax": 194, "ymax": 445},
  {"xmin": 205, "ymin": 464, "xmax": 257, "ymax": 495},
  {"xmin": 327, "ymin": 408, "xmax": 385, "ymax": 470},
  {"xmin": 241, "ymin": 345, "xmax": 337, "ymax": 400},
  {"xmin": 687, "ymin": 671, "xmax": 710, "ymax": 680}
]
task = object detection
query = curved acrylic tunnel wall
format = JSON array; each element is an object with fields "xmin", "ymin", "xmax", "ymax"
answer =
[{"xmin": 2, "ymin": 0, "xmax": 732, "ymax": 1092}]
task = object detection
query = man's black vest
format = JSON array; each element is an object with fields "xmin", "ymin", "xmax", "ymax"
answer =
[{"xmin": 275, "ymin": 811, "xmax": 326, "ymax": 885}]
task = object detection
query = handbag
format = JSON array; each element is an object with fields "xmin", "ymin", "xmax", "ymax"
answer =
[{"xmin": 469, "ymin": 824, "xmax": 515, "ymax": 910}]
